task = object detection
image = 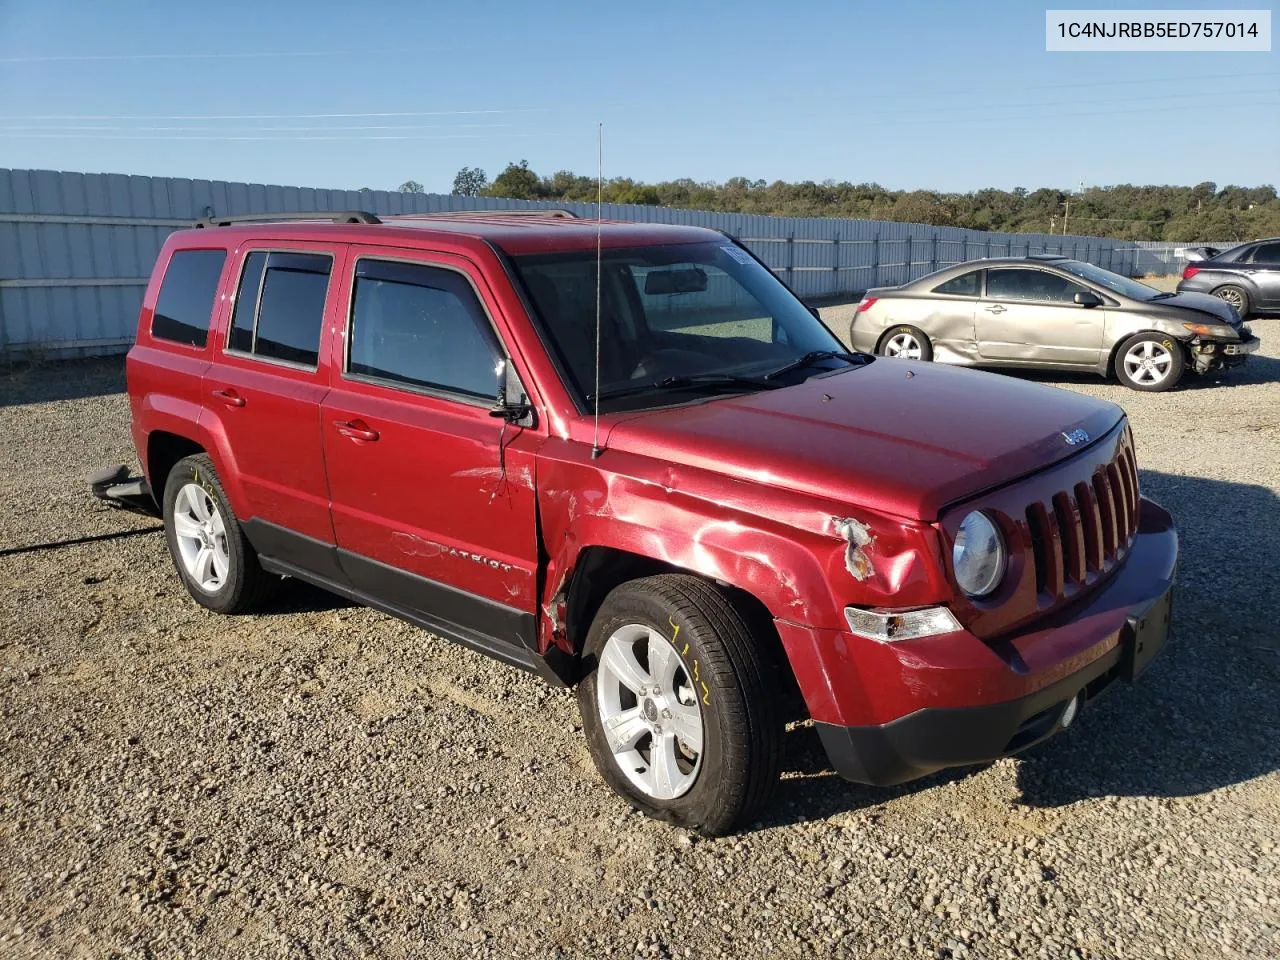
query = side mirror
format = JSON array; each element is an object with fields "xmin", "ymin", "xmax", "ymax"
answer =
[
  {"xmin": 1074, "ymin": 291, "xmax": 1102, "ymax": 308},
  {"xmin": 808, "ymin": 305, "xmax": 822, "ymax": 321},
  {"xmin": 489, "ymin": 359, "xmax": 533, "ymax": 424}
]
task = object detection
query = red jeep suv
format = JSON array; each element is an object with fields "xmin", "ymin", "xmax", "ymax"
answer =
[{"xmin": 101, "ymin": 210, "xmax": 1177, "ymax": 835}]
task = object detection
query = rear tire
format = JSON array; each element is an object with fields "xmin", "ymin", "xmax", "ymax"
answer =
[
  {"xmin": 577, "ymin": 575, "xmax": 782, "ymax": 837},
  {"xmin": 162, "ymin": 454, "xmax": 278, "ymax": 614},
  {"xmin": 1114, "ymin": 332, "xmax": 1185, "ymax": 392},
  {"xmin": 1212, "ymin": 284, "xmax": 1250, "ymax": 318},
  {"xmin": 876, "ymin": 324, "xmax": 933, "ymax": 361}
]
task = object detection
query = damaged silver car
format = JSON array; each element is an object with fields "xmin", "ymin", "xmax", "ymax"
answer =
[{"xmin": 849, "ymin": 254, "xmax": 1260, "ymax": 391}]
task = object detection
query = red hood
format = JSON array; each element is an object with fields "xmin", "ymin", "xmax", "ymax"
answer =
[{"xmin": 601, "ymin": 360, "xmax": 1125, "ymax": 521}]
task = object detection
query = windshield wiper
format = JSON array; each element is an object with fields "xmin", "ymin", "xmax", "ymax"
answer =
[
  {"xmin": 762, "ymin": 350, "xmax": 866, "ymax": 381},
  {"xmin": 588, "ymin": 373, "xmax": 783, "ymax": 402}
]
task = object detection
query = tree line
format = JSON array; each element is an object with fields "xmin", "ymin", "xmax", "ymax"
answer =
[{"xmin": 392, "ymin": 162, "xmax": 1280, "ymax": 242}]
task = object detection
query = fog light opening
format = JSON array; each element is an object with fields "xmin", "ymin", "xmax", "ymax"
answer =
[{"xmin": 1060, "ymin": 694, "xmax": 1081, "ymax": 729}]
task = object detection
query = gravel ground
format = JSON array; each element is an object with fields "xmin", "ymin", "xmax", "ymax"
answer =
[{"xmin": 1, "ymin": 310, "xmax": 1278, "ymax": 959}]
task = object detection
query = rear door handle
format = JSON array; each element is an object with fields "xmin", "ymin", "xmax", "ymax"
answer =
[
  {"xmin": 211, "ymin": 388, "xmax": 246, "ymax": 407},
  {"xmin": 333, "ymin": 419, "xmax": 379, "ymax": 442},
  {"xmin": 985, "ymin": 304, "xmax": 1007, "ymax": 314}
]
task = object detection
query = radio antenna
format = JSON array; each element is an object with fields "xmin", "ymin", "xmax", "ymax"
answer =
[{"xmin": 590, "ymin": 121, "xmax": 604, "ymax": 459}]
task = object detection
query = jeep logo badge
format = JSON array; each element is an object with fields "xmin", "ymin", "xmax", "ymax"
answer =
[{"xmin": 1062, "ymin": 428, "xmax": 1090, "ymax": 446}]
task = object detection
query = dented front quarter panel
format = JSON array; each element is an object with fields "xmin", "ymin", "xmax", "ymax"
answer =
[{"xmin": 532, "ymin": 423, "xmax": 952, "ymax": 658}]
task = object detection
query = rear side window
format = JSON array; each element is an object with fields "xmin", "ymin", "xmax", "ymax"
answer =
[
  {"xmin": 347, "ymin": 259, "xmax": 499, "ymax": 400},
  {"xmin": 933, "ymin": 270, "xmax": 981, "ymax": 297},
  {"xmin": 1249, "ymin": 242, "xmax": 1280, "ymax": 264},
  {"xmin": 151, "ymin": 249, "xmax": 226, "ymax": 347},
  {"xmin": 226, "ymin": 251, "xmax": 332, "ymax": 368}
]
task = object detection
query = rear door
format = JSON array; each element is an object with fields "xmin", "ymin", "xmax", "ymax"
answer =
[
  {"xmin": 1244, "ymin": 241, "xmax": 1280, "ymax": 309},
  {"xmin": 320, "ymin": 247, "xmax": 541, "ymax": 659},
  {"xmin": 976, "ymin": 267, "xmax": 1104, "ymax": 365},
  {"xmin": 206, "ymin": 242, "xmax": 347, "ymax": 581}
]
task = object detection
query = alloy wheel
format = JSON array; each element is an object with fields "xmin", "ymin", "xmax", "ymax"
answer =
[
  {"xmin": 172, "ymin": 482, "xmax": 230, "ymax": 592},
  {"xmin": 595, "ymin": 623, "xmax": 704, "ymax": 800},
  {"xmin": 884, "ymin": 332, "xmax": 922, "ymax": 359},
  {"xmin": 1122, "ymin": 340, "xmax": 1173, "ymax": 387},
  {"xmin": 1215, "ymin": 288, "xmax": 1244, "ymax": 312}
]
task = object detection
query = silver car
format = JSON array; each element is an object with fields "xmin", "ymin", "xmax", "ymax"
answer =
[{"xmin": 849, "ymin": 255, "xmax": 1260, "ymax": 391}]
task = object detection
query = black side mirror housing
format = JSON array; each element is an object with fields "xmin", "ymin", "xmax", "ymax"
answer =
[
  {"xmin": 1074, "ymin": 291, "xmax": 1103, "ymax": 308},
  {"xmin": 490, "ymin": 359, "xmax": 534, "ymax": 425}
]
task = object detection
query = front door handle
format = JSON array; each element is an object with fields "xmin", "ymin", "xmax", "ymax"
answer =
[
  {"xmin": 211, "ymin": 388, "xmax": 246, "ymax": 407},
  {"xmin": 333, "ymin": 419, "xmax": 380, "ymax": 442},
  {"xmin": 984, "ymin": 304, "xmax": 1007, "ymax": 314}
]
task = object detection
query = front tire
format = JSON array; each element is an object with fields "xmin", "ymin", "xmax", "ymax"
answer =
[
  {"xmin": 1114, "ymin": 332, "xmax": 1185, "ymax": 392},
  {"xmin": 1212, "ymin": 284, "xmax": 1250, "ymax": 318},
  {"xmin": 877, "ymin": 324, "xmax": 933, "ymax": 361},
  {"xmin": 577, "ymin": 575, "xmax": 782, "ymax": 836},
  {"xmin": 162, "ymin": 454, "xmax": 277, "ymax": 614}
]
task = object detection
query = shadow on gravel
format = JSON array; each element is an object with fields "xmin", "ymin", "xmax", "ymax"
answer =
[
  {"xmin": 757, "ymin": 469, "xmax": 1280, "ymax": 828},
  {"xmin": 752, "ymin": 726, "xmax": 990, "ymax": 829},
  {"xmin": 1, "ymin": 357, "xmax": 126, "ymax": 407},
  {"xmin": 262, "ymin": 578, "xmax": 359, "ymax": 615}
]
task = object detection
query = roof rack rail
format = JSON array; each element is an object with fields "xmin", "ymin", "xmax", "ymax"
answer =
[
  {"xmin": 394, "ymin": 208, "xmax": 579, "ymax": 220},
  {"xmin": 1027, "ymin": 252, "xmax": 1069, "ymax": 260},
  {"xmin": 195, "ymin": 211, "xmax": 381, "ymax": 228}
]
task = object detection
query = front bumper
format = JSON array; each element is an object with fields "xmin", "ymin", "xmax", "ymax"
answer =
[
  {"xmin": 1190, "ymin": 332, "xmax": 1259, "ymax": 372},
  {"xmin": 802, "ymin": 498, "xmax": 1177, "ymax": 787}
]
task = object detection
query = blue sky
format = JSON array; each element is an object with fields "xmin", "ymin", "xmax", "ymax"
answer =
[{"xmin": 0, "ymin": 0, "xmax": 1276, "ymax": 194}]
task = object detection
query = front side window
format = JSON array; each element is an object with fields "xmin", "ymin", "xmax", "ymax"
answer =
[
  {"xmin": 226, "ymin": 251, "xmax": 331, "ymax": 367},
  {"xmin": 151, "ymin": 249, "xmax": 226, "ymax": 347},
  {"xmin": 347, "ymin": 259, "xmax": 500, "ymax": 400},
  {"xmin": 511, "ymin": 241, "xmax": 848, "ymax": 409},
  {"xmin": 986, "ymin": 268, "xmax": 1086, "ymax": 304},
  {"xmin": 933, "ymin": 271, "xmax": 981, "ymax": 297}
]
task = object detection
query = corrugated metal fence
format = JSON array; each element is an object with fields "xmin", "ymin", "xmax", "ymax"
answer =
[{"xmin": 0, "ymin": 168, "xmax": 1186, "ymax": 359}]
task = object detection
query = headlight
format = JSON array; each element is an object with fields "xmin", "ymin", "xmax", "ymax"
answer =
[
  {"xmin": 1182, "ymin": 321, "xmax": 1235, "ymax": 338},
  {"xmin": 953, "ymin": 511, "xmax": 1006, "ymax": 598}
]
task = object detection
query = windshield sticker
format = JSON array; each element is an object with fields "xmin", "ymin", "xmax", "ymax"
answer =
[{"xmin": 720, "ymin": 245, "xmax": 754, "ymax": 265}]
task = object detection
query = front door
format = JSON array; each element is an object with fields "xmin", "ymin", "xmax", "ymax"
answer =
[
  {"xmin": 976, "ymin": 267, "xmax": 1104, "ymax": 366},
  {"xmin": 320, "ymin": 248, "xmax": 541, "ymax": 661}
]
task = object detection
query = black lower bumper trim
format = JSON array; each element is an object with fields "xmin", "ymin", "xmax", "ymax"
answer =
[{"xmin": 815, "ymin": 643, "xmax": 1130, "ymax": 787}]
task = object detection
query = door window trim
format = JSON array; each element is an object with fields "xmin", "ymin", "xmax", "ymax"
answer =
[
  {"xmin": 340, "ymin": 253, "xmax": 511, "ymax": 409},
  {"xmin": 222, "ymin": 247, "xmax": 335, "ymax": 372}
]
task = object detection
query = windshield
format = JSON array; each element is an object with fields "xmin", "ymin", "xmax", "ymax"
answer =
[
  {"xmin": 1058, "ymin": 260, "xmax": 1161, "ymax": 300},
  {"xmin": 511, "ymin": 242, "xmax": 850, "ymax": 410}
]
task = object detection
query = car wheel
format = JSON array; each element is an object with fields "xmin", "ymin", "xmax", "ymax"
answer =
[
  {"xmin": 162, "ymin": 454, "xmax": 278, "ymax": 614},
  {"xmin": 1114, "ymin": 333, "xmax": 1186, "ymax": 392},
  {"xmin": 1212, "ymin": 284, "xmax": 1250, "ymax": 318},
  {"xmin": 877, "ymin": 325, "xmax": 933, "ymax": 361},
  {"xmin": 577, "ymin": 574, "xmax": 782, "ymax": 837}
]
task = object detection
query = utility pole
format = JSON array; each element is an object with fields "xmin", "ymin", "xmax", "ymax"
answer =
[{"xmin": 1063, "ymin": 199, "xmax": 1070, "ymax": 235}]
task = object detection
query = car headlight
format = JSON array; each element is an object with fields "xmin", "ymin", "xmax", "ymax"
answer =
[{"xmin": 953, "ymin": 511, "xmax": 1006, "ymax": 598}]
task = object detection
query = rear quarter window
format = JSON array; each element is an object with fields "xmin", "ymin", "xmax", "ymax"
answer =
[
  {"xmin": 151, "ymin": 249, "xmax": 227, "ymax": 347},
  {"xmin": 932, "ymin": 271, "xmax": 981, "ymax": 297}
]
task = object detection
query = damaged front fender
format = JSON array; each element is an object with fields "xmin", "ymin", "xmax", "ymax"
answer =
[{"xmin": 532, "ymin": 439, "xmax": 952, "ymax": 658}]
